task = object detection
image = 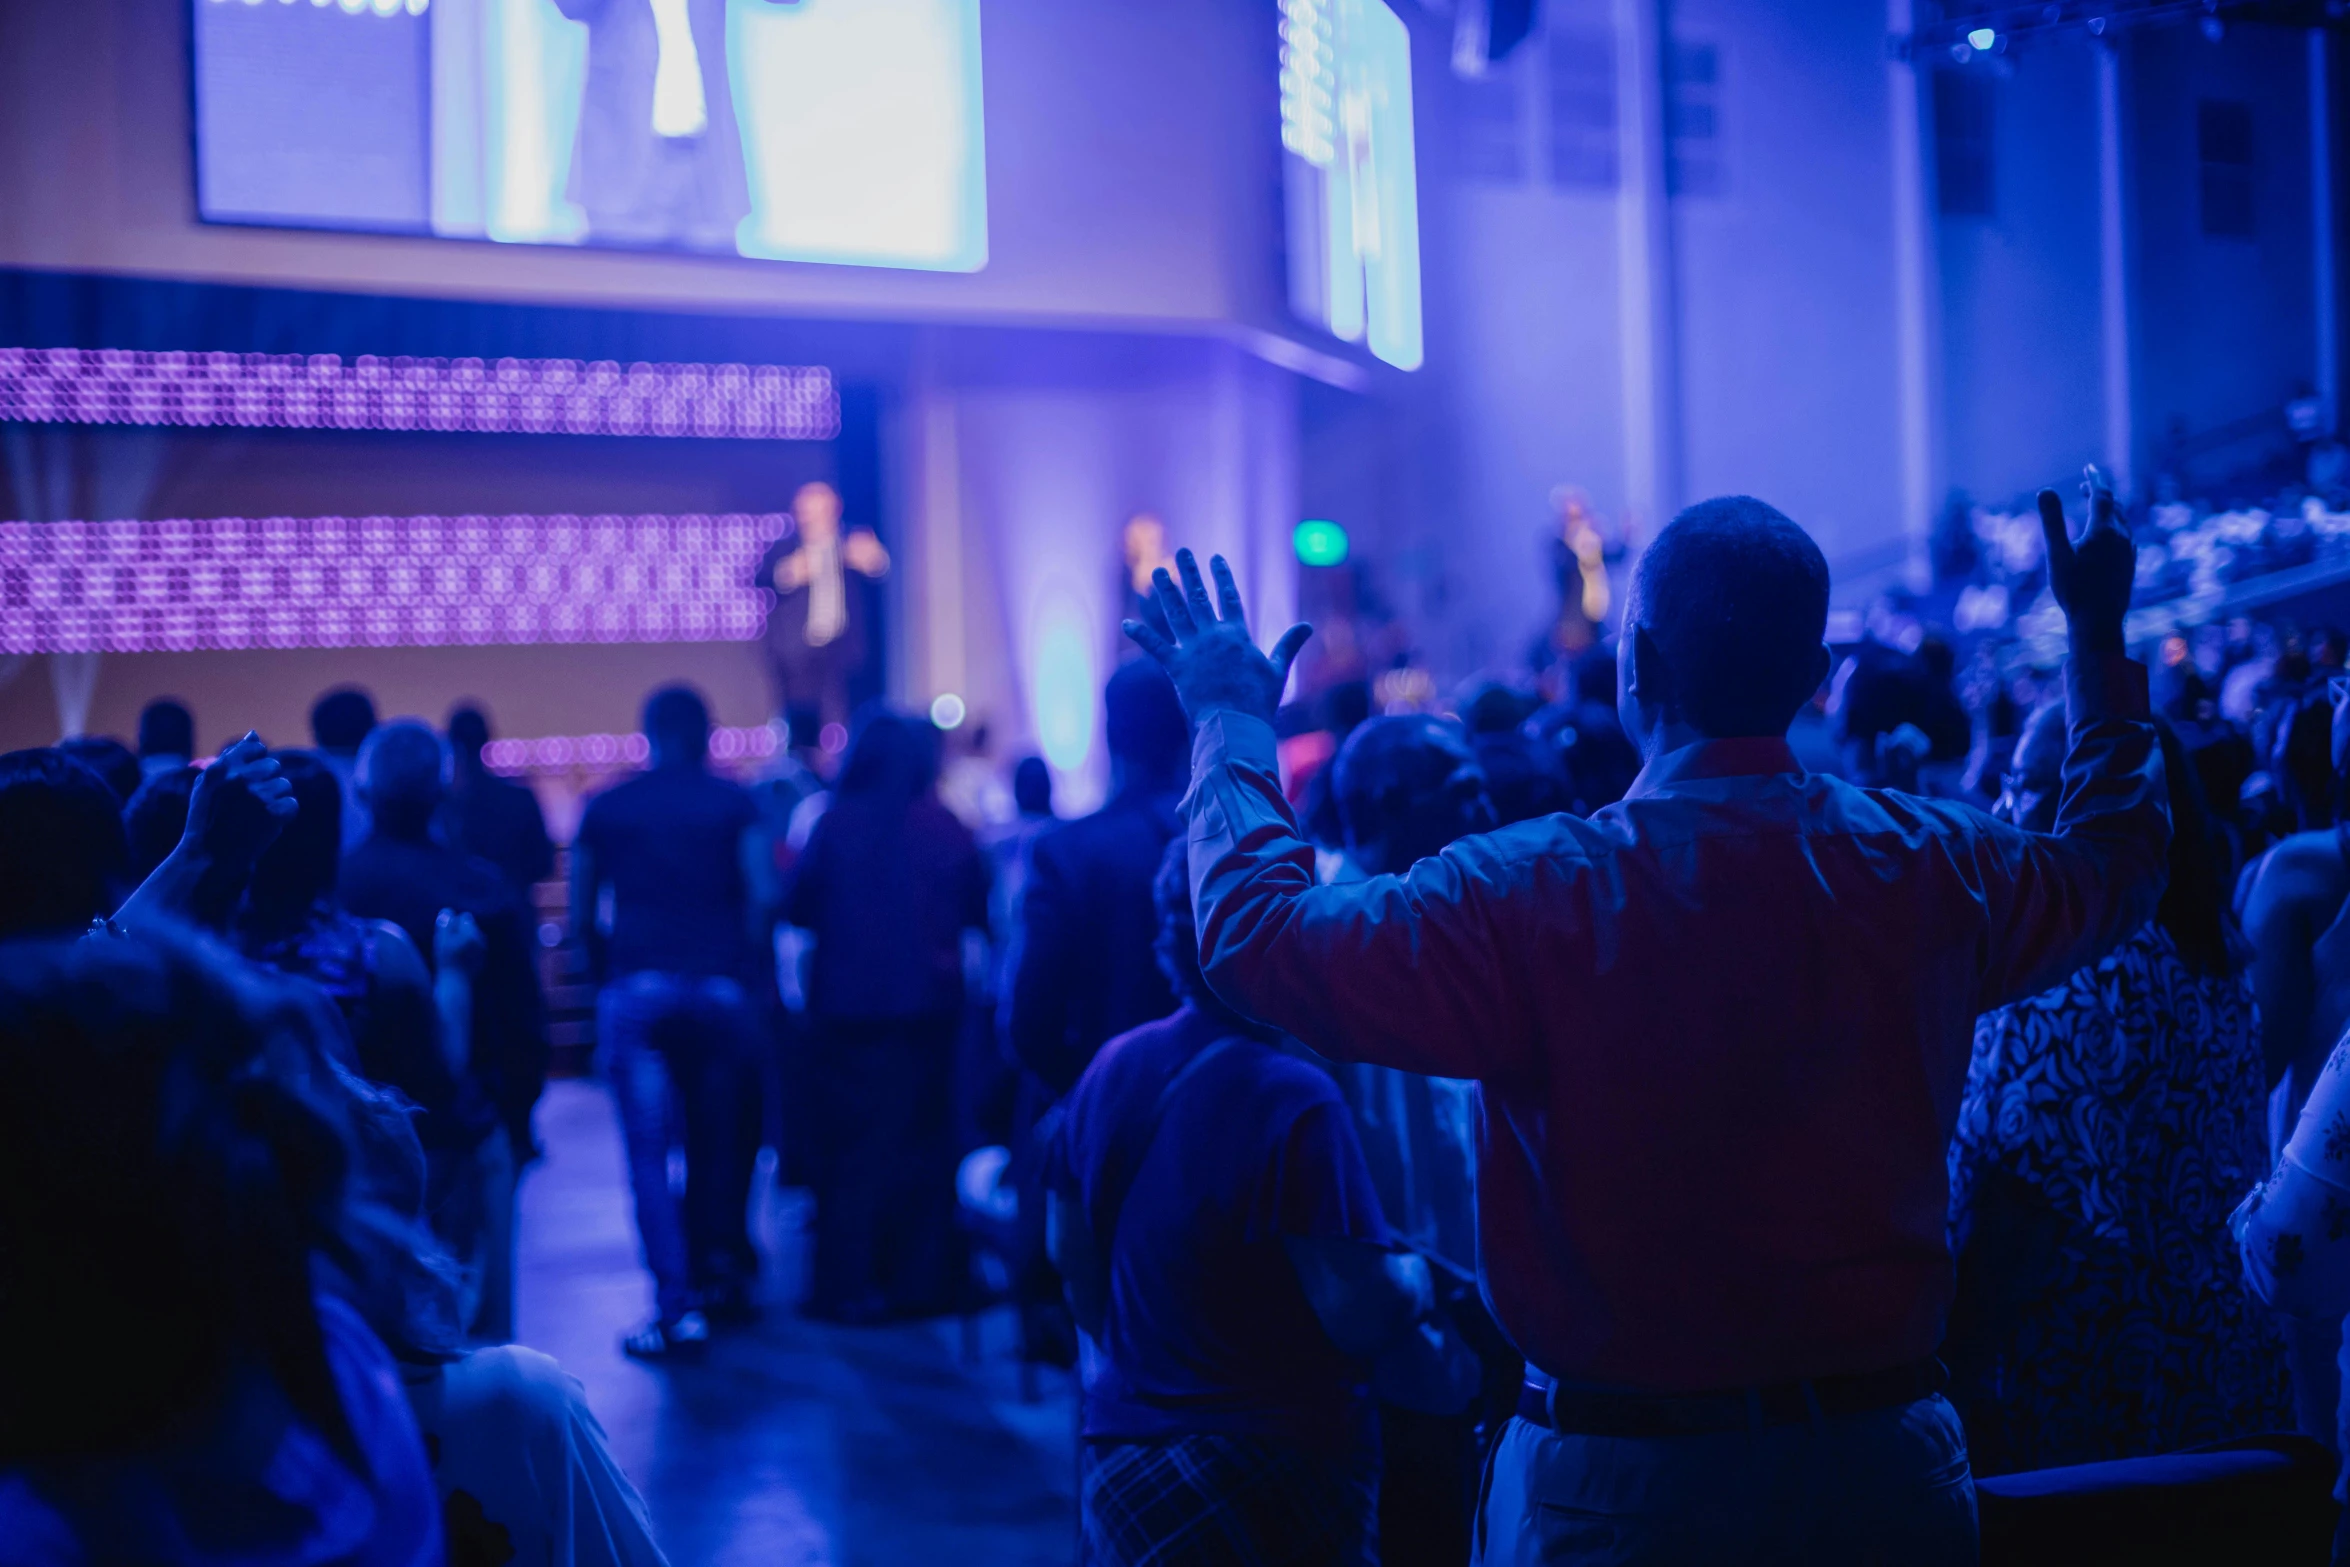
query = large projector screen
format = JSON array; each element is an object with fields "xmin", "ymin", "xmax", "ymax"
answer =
[{"xmin": 192, "ymin": 0, "xmax": 988, "ymax": 273}]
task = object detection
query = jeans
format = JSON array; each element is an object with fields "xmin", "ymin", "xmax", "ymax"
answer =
[
  {"xmin": 600, "ymin": 970, "xmax": 763, "ymax": 1323},
  {"xmin": 1473, "ymin": 1394, "xmax": 1977, "ymax": 1566}
]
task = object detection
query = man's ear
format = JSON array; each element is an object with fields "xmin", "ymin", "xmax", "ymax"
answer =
[{"xmin": 1626, "ymin": 625, "xmax": 1672, "ymax": 715}]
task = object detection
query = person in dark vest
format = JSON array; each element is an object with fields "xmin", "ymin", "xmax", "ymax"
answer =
[{"xmin": 752, "ymin": 481, "xmax": 890, "ymax": 730}]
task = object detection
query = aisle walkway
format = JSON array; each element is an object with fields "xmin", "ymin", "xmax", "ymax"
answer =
[{"xmin": 517, "ymin": 1080, "xmax": 1079, "ymax": 1567}]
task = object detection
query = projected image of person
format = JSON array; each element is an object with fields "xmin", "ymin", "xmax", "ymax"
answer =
[
  {"xmin": 753, "ymin": 482, "xmax": 891, "ymax": 732},
  {"xmin": 550, "ymin": 0, "xmax": 752, "ymax": 251}
]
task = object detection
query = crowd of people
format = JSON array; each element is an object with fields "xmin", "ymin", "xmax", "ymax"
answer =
[{"xmin": 19, "ymin": 473, "xmax": 2350, "ymax": 1564}]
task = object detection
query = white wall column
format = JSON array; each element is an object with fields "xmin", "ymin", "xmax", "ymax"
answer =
[
  {"xmin": 1887, "ymin": 0, "xmax": 1941, "ymax": 587},
  {"xmin": 905, "ymin": 335, "xmax": 967, "ymax": 712},
  {"xmin": 2095, "ymin": 39, "xmax": 2136, "ymax": 498},
  {"xmin": 2314, "ymin": 29, "xmax": 2339, "ymax": 434},
  {"xmin": 1613, "ymin": 0, "xmax": 1679, "ymax": 533}
]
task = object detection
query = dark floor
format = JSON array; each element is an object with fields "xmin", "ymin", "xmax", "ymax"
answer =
[{"xmin": 516, "ymin": 1080, "xmax": 1080, "ymax": 1567}]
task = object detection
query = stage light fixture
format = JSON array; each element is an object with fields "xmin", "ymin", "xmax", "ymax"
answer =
[
  {"xmin": 1294, "ymin": 519, "xmax": 1350, "ymax": 567},
  {"xmin": 930, "ymin": 693, "xmax": 968, "ymax": 731},
  {"xmin": 0, "ymin": 349, "xmax": 838, "ymax": 441}
]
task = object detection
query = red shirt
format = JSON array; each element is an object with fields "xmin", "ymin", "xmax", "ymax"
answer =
[{"xmin": 1183, "ymin": 655, "xmax": 2166, "ymax": 1393}]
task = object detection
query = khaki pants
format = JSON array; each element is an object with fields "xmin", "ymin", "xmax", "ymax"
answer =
[{"xmin": 1472, "ymin": 1394, "xmax": 1977, "ymax": 1566}]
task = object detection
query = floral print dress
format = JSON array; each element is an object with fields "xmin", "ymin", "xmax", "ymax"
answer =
[{"xmin": 1946, "ymin": 923, "xmax": 2289, "ymax": 1476}]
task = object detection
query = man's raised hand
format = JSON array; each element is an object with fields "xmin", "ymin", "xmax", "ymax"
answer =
[
  {"xmin": 1123, "ymin": 549, "xmax": 1312, "ymax": 728},
  {"xmin": 2036, "ymin": 465, "xmax": 2133, "ymax": 656},
  {"xmin": 182, "ymin": 732, "xmax": 297, "ymax": 870}
]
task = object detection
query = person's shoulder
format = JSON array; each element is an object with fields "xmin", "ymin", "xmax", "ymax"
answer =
[
  {"xmin": 363, "ymin": 917, "xmax": 432, "ymax": 987},
  {"xmin": 1081, "ymin": 1010, "xmax": 1187, "ymax": 1078},
  {"xmin": 1245, "ymin": 1039, "xmax": 1349, "ymax": 1106},
  {"xmin": 434, "ymin": 1345, "xmax": 584, "ymax": 1438},
  {"xmin": 2247, "ymin": 828, "xmax": 2350, "ymax": 914}
]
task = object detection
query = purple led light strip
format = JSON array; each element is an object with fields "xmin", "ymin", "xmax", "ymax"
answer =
[
  {"xmin": 481, "ymin": 724, "xmax": 778, "ymax": 776},
  {"xmin": 0, "ymin": 512, "xmax": 790, "ymax": 654},
  {"xmin": 0, "ymin": 348, "xmax": 838, "ymax": 440}
]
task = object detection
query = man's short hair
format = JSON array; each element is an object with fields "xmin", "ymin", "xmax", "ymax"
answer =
[
  {"xmin": 356, "ymin": 721, "xmax": 447, "ymax": 821},
  {"xmin": 136, "ymin": 699, "xmax": 194, "ymax": 762},
  {"xmin": 1631, "ymin": 496, "xmax": 1831, "ymax": 737},
  {"xmin": 1104, "ymin": 659, "xmax": 1187, "ymax": 779},
  {"xmin": 310, "ymin": 688, "xmax": 379, "ymax": 753},
  {"xmin": 0, "ymin": 749, "xmax": 130, "ymax": 937},
  {"xmin": 643, "ymin": 685, "xmax": 711, "ymax": 763}
]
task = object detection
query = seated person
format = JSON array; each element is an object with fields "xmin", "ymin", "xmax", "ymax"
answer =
[
  {"xmin": 1949, "ymin": 708, "xmax": 2286, "ymax": 1474},
  {"xmin": 1047, "ymin": 840, "xmax": 1448, "ymax": 1567},
  {"xmin": 1326, "ymin": 716, "xmax": 1507, "ymax": 1565},
  {"xmin": 233, "ymin": 750, "xmax": 500, "ymax": 1314},
  {"xmin": 0, "ymin": 928, "xmax": 442, "ymax": 1566},
  {"xmin": 308, "ymin": 998, "xmax": 670, "ymax": 1567}
]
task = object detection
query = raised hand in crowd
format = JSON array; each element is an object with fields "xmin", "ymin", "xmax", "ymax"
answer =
[
  {"xmin": 114, "ymin": 732, "xmax": 298, "ymax": 932},
  {"xmin": 2037, "ymin": 464, "xmax": 2134, "ymax": 655},
  {"xmin": 1123, "ymin": 550, "xmax": 1312, "ymax": 729}
]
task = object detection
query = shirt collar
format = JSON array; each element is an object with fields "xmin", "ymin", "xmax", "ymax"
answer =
[{"xmin": 1624, "ymin": 736, "xmax": 1804, "ymax": 799}]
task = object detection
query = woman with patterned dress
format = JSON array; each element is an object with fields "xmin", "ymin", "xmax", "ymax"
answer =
[{"xmin": 1946, "ymin": 707, "xmax": 2289, "ymax": 1475}]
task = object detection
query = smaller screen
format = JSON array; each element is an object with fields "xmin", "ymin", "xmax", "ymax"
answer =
[{"xmin": 1279, "ymin": 0, "xmax": 1424, "ymax": 371}]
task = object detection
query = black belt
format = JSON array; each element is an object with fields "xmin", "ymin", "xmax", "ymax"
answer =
[{"xmin": 1516, "ymin": 1357, "xmax": 1947, "ymax": 1439}]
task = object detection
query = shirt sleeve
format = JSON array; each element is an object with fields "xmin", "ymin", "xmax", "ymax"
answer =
[
  {"xmin": 1247, "ymin": 1096, "xmax": 1392, "ymax": 1247},
  {"xmin": 1963, "ymin": 653, "xmax": 2173, "ymax": 1012},
  {"xmin": 2239, "ymin": 1034, "xmax": 2350, "ymax": 1319},
  {"xmin": 1185, "ymin": 712, "xmax": 1541, "ymax": 1082}
]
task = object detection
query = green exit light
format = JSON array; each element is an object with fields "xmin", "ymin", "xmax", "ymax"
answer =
[{"xmin": 1294, "ymin": 519, "xmax": 1350, "ymax": 567}]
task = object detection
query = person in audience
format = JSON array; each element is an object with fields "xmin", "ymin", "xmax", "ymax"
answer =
[
  {"xmin": 1326, "ymin": 715, "xmax": 1503, "ymax": 1565},
  {"xmin": 315, "ymin": 967, "xmax": 672, "ymax": 1567},
  {"xmin": 135, "ymin": 696, "xmax": 195, "ymax": 782},
  {"xmin": 1124, "ymin": 479, "xmax": 2161, "ymax": 1564},
  {"xmin": 968, "ymin": 754, "xmax": 1058, "ymax": 1150},
  {"xmin": 1047, "ymin": 839, "xmax": 1448, "ymax": 1567},
  {"xmin": 0, "ymin": 929, "xmax": 443, "ymax": 1566},
  {"xmin": 443, "ymin": 703, "xmax": 557, "ymax": 908},
  {"xmin": 2241, "ymin": 673, "xmax": 2350, "ymax": 1472},
  {"xmin": 58, "ymin": 734, "xmax": 141, "ymax": 808},
  {"xmin": 1534, "ymin": 646, "xmax": 1640, "ymax": 815},
  {"xmin": 572, "ymin": 685, "xmax": 771, "ymax": 1357},
  {"xmin": 0, "ymin": 748, "xmax": 133, "ymax": 939},
  {"xmin": 234, "ymin": 750, "xmax": 501, "ymax": 1317},
  {"xmin": 1945, "ymin": 705, "xmax": 2288, "ymax": 1474},
  {"xmin": 1007, "ymin": 659, "xmax": 1192, "ymax": 1095},
  {"xmin": 312, "ymin": 685, "xmax": 380, "ymax": 853},
  {"xmin": 1459, "ymin": 685, "xmax": 1572, "ymax": 829},
  {"xmin": 1004, "ymin": 658, "xmax": 1191, "ymax": 1362},
  {"xmin": 785, "ymin": 708, "xmax": 989, "ymax": 1322},
  {"xmin": 123, "ymin": 764, "xmax": 199, "ymax": 883},
  {"xmin": 344, "ymin": 720, "xmax": 549, "ymax": 1338},
  {"xmin": 984, "ymin": 754, "xmax": 1057, "ymax": 964}
]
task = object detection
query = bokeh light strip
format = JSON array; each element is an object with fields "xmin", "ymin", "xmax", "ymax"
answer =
[
  {"xmin": 0, "ymin": 348, "xmax": 839, "ymax": 441},
  {"xmin": 480, "ymin": 723, "xmax": 778, "ymax": 777},
  {"xmin": 0, "ymin": 512, "xmax": 791, "ymax": 654}
]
